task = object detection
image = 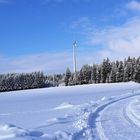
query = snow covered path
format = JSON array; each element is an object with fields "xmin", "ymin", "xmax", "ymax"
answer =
[
  {"xmin": 72, "ymin": 91, "xmax": 140, "ymax": 140},
  {"xmin": 95, "ymin": 94, "xmax": 140, "ymax": 140}
]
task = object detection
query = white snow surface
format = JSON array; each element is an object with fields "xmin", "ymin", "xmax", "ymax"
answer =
[{"xmin": 0, "ymin": 82, "xmax": 140, "ymax": 140}]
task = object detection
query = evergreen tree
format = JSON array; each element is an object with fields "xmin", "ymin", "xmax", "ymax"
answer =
[
  {"xmin": 135, "ymin": 57, "xmax": 140, "ymax": 83},
  {"xmin": 79, "ymin": 65, "xmax": 92, "ymax": 84},
  {"xmin": 109, "ymin": 62, "xmax": 117, "ymax": 83},
  {"xmin": 123, "ymin": 59, "xmax": 133, "ymax": 82},
  {"xmin": 92, "ymin": 65, "xmax": 98, "ymax": 83},
  {"xmin": 97, "ymin": 66, "xmax": 102, "ymax": 83},
  {"xmin": 73, "ymin": 72, "xmax": 79, "ymax": 85},
  {"xmin": 101, "ymin": 58, "xmax": 111, "ymax": 83},
  {"xmin": 65, "ymin": 68, "xmax": 71, "ymax": 86},
  {"xmin": 131, "ymin": 57, "xmax": 137, "ymax": 81},
  {"xmin": 116, "ymin": 61, "xmax": 124, "ymax": 82}
]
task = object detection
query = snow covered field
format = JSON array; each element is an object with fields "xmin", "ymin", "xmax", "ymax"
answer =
[{"xmin": 0, "ymin": 82, "xmax": 140, "ymax": 140}]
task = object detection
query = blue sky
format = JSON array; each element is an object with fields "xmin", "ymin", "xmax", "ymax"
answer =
[{"xmin": 0, "ymin": 0, "xmax": 140, "ymax": 74}]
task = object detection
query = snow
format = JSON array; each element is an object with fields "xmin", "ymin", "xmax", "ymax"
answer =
[
  {"xmin": 53, "ymin": 102, "xmax": 74, "ymax": 110},
  {"xmin": 0, "ymin": 82, "xmax": 140, "ymax": 140},
  {"xmin": 0, "ymin": 124, "xmax": 29, "ymax": 140},
  {"xmin": 126, "ymin": 99, "xmax": 140, "ymax": 128}
]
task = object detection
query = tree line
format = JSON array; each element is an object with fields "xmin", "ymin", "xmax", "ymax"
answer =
[
  {"xmin": 65, "ymin": 56, "xmax": 140, "ymax": 86},
  {"xmin": 0, "ymin": 56, "xmax": 140, "ymax": 92},
  {"xmin": 0, "ymin": 72, "xmax": 47, "ymax": 92}
]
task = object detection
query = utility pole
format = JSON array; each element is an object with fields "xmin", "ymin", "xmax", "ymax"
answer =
[
  {"xmin": 73, "ymin": 41, "xmax": 77, "ymax": 73},
  {"xmin": 53, "ymin": 73, "xmax": 55, "ymax": 87}
]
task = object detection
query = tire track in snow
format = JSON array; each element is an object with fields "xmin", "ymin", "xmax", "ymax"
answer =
[
  {"xmin": 93, "ymin": 92, "xmax": 140, "ymax": 140},
  {"xmin": 125, "ymin": 100, "xmax": 140, "ymax": 128},
  {"xmin": 72, "ymin": 91, "xmax": 140, "ymax": 140}
]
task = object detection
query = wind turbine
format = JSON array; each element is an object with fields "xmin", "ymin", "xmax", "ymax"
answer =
[{"xmin": 73, "ymin": 41, "xmax": 77, "ymax": 73}]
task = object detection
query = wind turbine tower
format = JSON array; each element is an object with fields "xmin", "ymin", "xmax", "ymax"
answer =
[{"xmin": 73, "ymin": 41, "xmax": 77, "ymax": 73}]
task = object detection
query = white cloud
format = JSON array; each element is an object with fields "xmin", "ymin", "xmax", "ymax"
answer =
[
  {"xmin": 126, "ymin": 1, "xmax": 140, "ymax": 11},
  {"xmin": 0, "ymin": 52, "xmax": 73, "ymax": 74},
  {"xmin": 88, "ymin": 18, "xmax": 140, "ymax": 60},
  {"xmin": 69, "ymin": 16, "xmax": 140, "ymax": 61},
  {"xmin": 0, "ymin": 50, "xmax": 98, "ymax": 74},
  {"xmin": 2, "ymin": 18, "xmax": 140, "ymax": 74},
  {"xmin": 69, "ymin": 17, "xmax": 94, "ymax": 34}
]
